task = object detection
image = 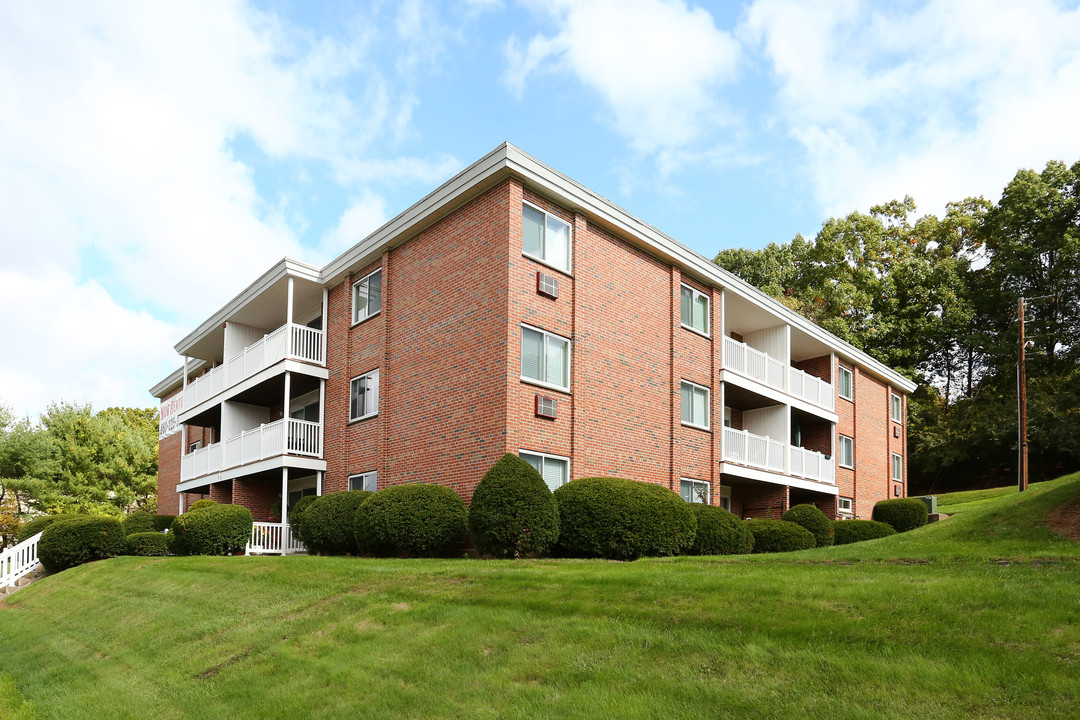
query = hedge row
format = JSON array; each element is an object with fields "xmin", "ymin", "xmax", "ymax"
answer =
[
  {"xmin": 169, "ymin": 503, "xmax": 252, "ymax": 556},
  {"xmin": 39, "ymin": 517, "xmax": 126, "ymax": 572}
]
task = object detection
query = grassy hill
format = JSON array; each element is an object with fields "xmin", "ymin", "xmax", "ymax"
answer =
[{"xmin": 1, "ymin": 473, "xmax": 1078, "ymax": 720}]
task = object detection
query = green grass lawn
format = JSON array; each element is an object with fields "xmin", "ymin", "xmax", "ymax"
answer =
[{"xmin": 1, "ymin": 473, "xmax": 1079, "ymax": 720}]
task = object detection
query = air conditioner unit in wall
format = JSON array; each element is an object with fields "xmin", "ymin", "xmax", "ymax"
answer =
[
  {"xmin": 535, "ymin": 395, "xmax": 557, "ymax": 419},
  {"xmin": 536, "ymin": 271, "xmax": 559, "ymax": 299}
]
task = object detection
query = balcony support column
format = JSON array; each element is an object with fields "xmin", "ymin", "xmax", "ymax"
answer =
[
  {"xmin": 283, "ymin": 371, "xmax": 291, "ymax": 455},
  {"xmin": 321, "ymin": 287, "xmax": 328, "ymax": 363},
  {"xmin": 280, "ymin": 467, "xmax": 289, "ymax": 553},
  {"xmin": 286, "ymin": 276, "xmax": 294, "ymax": 326},
  {"xmin": 317, "ymin": 470, "xmax": 323, "ymax": 496},
  {"xmin": 178, "ymin": 492, "xmax": 185, "ymax": 514}
]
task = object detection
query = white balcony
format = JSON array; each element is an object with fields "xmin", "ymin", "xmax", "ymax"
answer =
[
  {"xmin": 180, "ymin": 418, "xmax": 323, "ymax": 483},
  {"xmin": 183, "ymin": 323, "xmax": 324, "ymax": 410},
  {"xmin": 788, "ymin": 444, "xmax": 836, "ymax": 485},
  {"xmin": 722, "ymin": 336, "xmax": 835, "ymax": 413},
  {"xmin": 788, "ymin": 366, "xmax": 835, "ymax": 412},
  {"xmin": 722, "ymin": 426, "xmax": 835, "ymax": 486},
  {"xmin": 246, "ymin": 522, "xmax": 306, "ymax": 555}
]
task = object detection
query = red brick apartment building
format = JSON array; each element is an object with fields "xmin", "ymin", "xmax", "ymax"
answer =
[{"xmin": 151, "ymin": 143, "xmax": 915, "ymax": 550}]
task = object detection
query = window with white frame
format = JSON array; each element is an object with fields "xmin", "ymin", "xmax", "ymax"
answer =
[
  {"xmin": 521, "ymin": 325, "xmax": 570, "ymax": 391},
  {"xmin": 352, "ymin": 268, "xmax": 382, "ymax": 325},
  {"xmin": 680, "ymin": 380, "xmax": 710, "ymax": 429},
  {"xmin": 723, "ymin": 406, "xmax": 733, "ymax": 428},
  {"xmin": 838, "ymin": 365, "xmax": 854, "ymax": 401},
  {"xmin": 719, "ymin": 486, "xmax": 731, "ymax": 511},
  {"xmin": 188, "ymin": 441, "xmax": 201, "ymax": 453},
  {"xmin": 680, "ymin": 284, "xmax": 710, "ymax": 336},
  {"xmin": 348, "ymin": 471, "xmax": 378, "ymax": 492},
  {"xmin": 891, "ymin": 394, "xmax": 903, "ymax": 423},
  {"xmin": 838, "ymin": 434, "xmax": 854, "ymax": 469},
  {"xmin": 838, "ymin": 496, "xmax": 853, "ymax": 514},
  {"xmin": 520, "ymin": 450, "xmax": 569, "ymax": 492},
  {"xmin": 349, "ymin": 369, "xmax": 380, "ymax": 421},
  {"xmin": 892, "ymin": 453, "xmax": 903, "ymax": 482},
  {"xmin": 680, "ymin": 478, "xmax": 710, "ymax": 504},
  {"xmin": 522, "ymin": 203, "xmax": 571, "ymax": 273}
]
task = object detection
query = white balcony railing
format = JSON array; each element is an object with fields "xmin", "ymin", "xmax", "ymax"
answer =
[
  {"xmin": 1, "ymin": 532, "xmax": 42, "ymax": 589},
  {"xmin": 722, "ymin": 336, "xmax": 835, "ymax": 412},
  {"xmin": 788, "ymin": 367, "xmax": 835, "ymax": 412},
  {"xmin": 722, "ymin": 426, "xmax": 785, "ymax": 474},
  {"xmin": 788, "ymin": 445, "xmax": 836, "ymax": 485},
  {"xmin": 183, "ymin": 323, "xmax": 324, "ymax": 410},
  {"xmin": 180, "ymin": 418, "xmax": 323, "ymax": 482},
  {"xmin": 246, "ymin": 522, "xmax": 306, "ymax": 555}
]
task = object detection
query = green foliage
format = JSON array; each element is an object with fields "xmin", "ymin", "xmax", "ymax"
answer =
[
  {"xmin": 782, "ymin": 504, "xmax": 834, "ymax": 547},
  {"xmin": 552, "ymin": 477, "xmax": 697, "ymax": 560},
  {"xmin": 467, "ymin": 454, "xmax": 560, "ymax": 558},
  {"xmin": 745, "ymin": 518, "xmax": 816, "ymax": 553},
  {"xmin": 355, "ymin": 484, "xmax": 468, "ymax": 557},
  {"xmin": 187, "ymin": 499, "xmax": 217, "ymax": 512},
  {"xmin": 168, "ymin": 504, "xmax": 252, "ymax": 556},
  {"xmin": 38, "ymin": 516, "xmax": 126, "ymax": 572},
  {"xmin": 288, "ymin": 495, "xmax": 319, "ymax": 541},
  {"xmin": 299, "ymin": 491, "xmax": 371, "ymax": 555},
  {"xmin": 121, "ymin": 511, "xmax": 156, "ymax": 536},
  {"xmin": 687, "ymin": 504, "xmax": 754, "ymax": 555},
  {"xmin": 124, "ymin": 532, "xmax": 170, "ymax": 556},
  {"xmin": 151, "ymin": 515, "xmax": 175, "ymax": 532},
  {"xmin": 872, "ymin": 499, "xmax": 929, "ymax": 533},
  {"xmin": 832, "ymin": 519, "xmax": 898, "ymax": 545},
  {"xmin": 17, "ymin": 514, "xmax": 82, "ymax": 543}
]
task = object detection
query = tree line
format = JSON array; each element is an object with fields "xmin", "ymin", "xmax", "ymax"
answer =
[{"xmin": 715, "ymin": 159, "xmax": 1080, "ymax": 493}]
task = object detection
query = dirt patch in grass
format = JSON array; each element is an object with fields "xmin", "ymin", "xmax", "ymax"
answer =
[{"xmin": 1046, "ymin": 501, "xmax": 1080, "ymax": 543}]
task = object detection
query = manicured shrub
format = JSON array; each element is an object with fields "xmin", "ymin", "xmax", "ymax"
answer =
[
  {"xmin": 38, "ymin": 517, "xmax": 126, "ymax": 572},
  {"xmin": 782, "ymin": 504, "xmax": 834, "ymax": 547},
  {"xmin": 553, "ymin": 477, "xmax": 697, "ymax": 560},
  {"xmin": 299, "ymin": 491, "xmax": 372, "ymax": 555},
  {"xmin": 288, "ymin": 495, "xmax": 319, "ymax": 542},
  {"xmin": 17, "ymin": 514, "xmax": 82, "ymax": 543},
  {"xmin": 468, "ymin": 453, "xmax": 560, "ymax": 558},
  {"xmin": 187, "ymin": 499, "xmax": 218, "ymax": 512},
  {"xmin": 687, "ymin": 504, "xmax": 754, "ymax": 555},
  {"xmin": 121, "ymin": 512, "xmax": 156, "ymax": 536},
  {"xmin": 832, "ymin": 519, "xmax": 897, "ymax": 545},
  {"xmin": 746, "ymin": 518, "xmax": 816, "ymax": 553},
  {"xmin": 355, "ymin": 484, "xmax": 468, "ymax": 557},
  {"xmin": 872, "ymin": 498, "xmax": 929, "ymax": 533},
  {"xmin": 152, "ymin": 514, "xmax": 176, "ymax": 532},
  {"xmin": 168, "ymin": 504, "xmax": 253, "ymax": 556},
  {"xmin": 125, "ymin": 532, "xmax": 170, "ymax": 556}
]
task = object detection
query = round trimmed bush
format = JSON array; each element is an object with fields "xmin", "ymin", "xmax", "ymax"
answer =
[
  {"xmin": 152, "ymin": 514, "xmax": 176, "ymax": 532},
  {"xmin": 187, "ymin": 499, "xmax": 217, "ymax": 512},
  {"xmin": 832, "ymin": 519, "xmax": 897, "ymax": 545},
  {"xmin": 299, "ymin": 491, "xmax": 372, "ymax": 555},
  {"xmin": 38, "ymin": 517, "xmax": 126, "ymax": 572},
  {"xmin": 355, "ymin": 484, "xmax": 468, "ymax": 557},
  {"xmin": 746, "ymin": 518, "xmax": 816, "ymax": 553},
  {"xmin": 872, "ymin": 498, "xmax": 929, "ymax": 533},
  {"xmin": 125, "ymin": 532, "xmax": 170, "ymax": 556},
  {"xmin": 687, "ymin": 504, "xmax": 754, "ymax": 555},
  {"xmin": 288, "ymin": 495, "xmax": 319, "ymax": 543},
  {"xmin": 121, "ymin": 512, "xmax": 156, "ymax": 536},
  {"xmin": 553, "ymin": 477, "xmax": 697, "ymax": 560},
  {"xmin": 782, "ymin": 504, "xmax": 834, "ymax": 547},
  {"xmin": 17, "ymin": 514, "xmax": 82, "ymax": 543},
  {"xmin": 168, "ymin": 504, "xmax": 253, "ymax": 556},
  {"xmin": 468, "ymin": 453, "xmax": 560, "ymax": 558}
]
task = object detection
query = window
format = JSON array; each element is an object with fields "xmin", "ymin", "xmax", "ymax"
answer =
[
  {"xmin": 891, "ymin": 394, "xmax": 903, "ymax": 423},
  {"xmin": 288, "ymin": 487, "xmax": 317, "ymax": 512},
  {"xmin": 838, "ymin": 366, "xmax": 854, "ymax": 400},
  {"xmin": 838, "ymin": 434, "xmax": 854, "ymax": 469},
  {"xmin": 349, "ymin": 369, "xmax": 380, "ymax": 421},
  {"xmin": 351, "ymin": 268, "xmax": 382, "ymax": 325},
  {"xmin": 188, "ymin": 441, "xmax": 201, "ymax": 453},
  {"xmin": 521, "ymin": 325, "xmax": 570, "ymax": 391},
  {"xmin": 348, "ymin": 471, "xmax": 378, "ymax": 492},
  {"xmin": 838, "ymin": 496, "xmax": 853, "ymax": 514},
  {"xmin": 680, "ymin": 478, "xmax": 710, "ymax": 504},
  {"xmin": 892, "ymin": 453, "xmax": 903, "ymax": 482},
  {"xmin": 680, "ymin": 380, "xmax": 710, "ymax": 430},
  {"xmin": 522, "ymin": 203, "xmax": 571, "ymax": 273},
  {"xmin": 723, "ymin": 406, "xmax": 733, "ymax": 428},
  {"xmin": 719, "ymin": 486, "xmax": 732, "ymax": 511},
  {"xmin": 520, "ymin": 450, "xmax": 569, "ymax": 492},
  {"xmin": 680, "ymin": 284, "xmax": 710, "ymax": 336}
]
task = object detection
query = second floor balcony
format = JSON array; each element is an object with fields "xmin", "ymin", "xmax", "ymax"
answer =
[
  {"xmin": 721, "ymin": 426, "xmax": 835, "ymax": 486},
  {"xmin": 722, "ymin": 336, "xmax": 835, "ymax": 413},
  {"xmin": 180, "ymin": 418, "xmax": 323, "ymax": 483}
]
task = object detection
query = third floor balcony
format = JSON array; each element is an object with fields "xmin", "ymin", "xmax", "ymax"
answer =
[{"xmin": 722, "ymin": 335, "xmax": 835, "ymax": 413}]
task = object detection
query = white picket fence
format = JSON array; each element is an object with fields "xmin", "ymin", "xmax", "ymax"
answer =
[
  {"xmin": 0, "ymin": 532, "xmax": 43, "ymax": 590},
  {"xmin": 246, "ymin": 522, "xmax": 306, "ymax": 556}
]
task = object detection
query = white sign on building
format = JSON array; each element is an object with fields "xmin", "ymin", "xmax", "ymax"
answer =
[{"xmin": 159, "ymin": 395, "xmax": 184, "ymax": 440}]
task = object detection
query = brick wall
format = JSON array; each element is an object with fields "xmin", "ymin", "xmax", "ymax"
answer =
[
  {"xmin": 793, "ymin": 355, "xmax": 832, "ymax": 383},
  {"xmin": 233, "ymin": 478, "xmax": 279, "ymax": 522}
]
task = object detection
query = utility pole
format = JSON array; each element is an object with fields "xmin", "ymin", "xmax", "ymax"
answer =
[{"xmin": 1018, "ymin": 297, "xmax": 1028, "ymax": 492}]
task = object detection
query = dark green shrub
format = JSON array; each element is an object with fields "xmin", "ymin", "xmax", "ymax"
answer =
[
  {"xmin": 288, "ymin": 495, "xmax": 319, "ymax": 542},
  {"xmin": 832, "ymin": 519, "xmax": 897, "ymax": 545},
  {"xmin": 168, "ymin": 504, "xmax": 253, "ymax": 556},
  {"xmin": 746, "ymin": 518, "xmax": 816, "ymax": 553},
  {"xmin": 688, "ymin": 504, "xmax": 754, "ymax": 555},
  {"xmin": 782, "ymin": 504, "xmax": 834, "ymax": 547},
  {"xmin": 553, "ymin": 477, "xmax": 697, "ymax": 560},
  {"xmin": 121, "ymin": 512, "xmax": 156, "ymax": 536},
  {"xmin": 38, "ymin": 517, "xmax": 126, "ymax": 572},
  {"xmin": 468, "ymin": 454, "xmax": 560, "ymax": 558},
  {"xmin": 299, "ymin": 491, "xmax": 372, "ymax": 555},
  {"xmin": 872, "ymin": 498, "xmax": 929, "ymax": 533},
  {"xmin": 152, "ymin": 515, "xmax": 176, "ymax": 532},
  {"xmin": 187, "ymin": 499, "xmax": 217, "ymax": 512},
  {"xmin": 124, "ymin": 532, "xmax": 170, "ymax": 556},
  {"xmin": 355, "ymin": 484, "xmax": 468, "ymax": 557},
  {"xmin": 17, "ymin": 514, "xmax": 82, "ymax": 543}
]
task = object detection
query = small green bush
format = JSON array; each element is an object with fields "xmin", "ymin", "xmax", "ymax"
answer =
[
  {"xmin": 872, "ymin": 498, "xmax": 929, "ymax": 533},
  {"xmin": 553, "ymin": 478, "xmax": 697, "ymax": 560},
  {"xmin": 746, "ymin": 518, "xmax": 816, "ymax": 553},
  {"xmin": 832, "ymin": 519, "xmax": 897, "ymax": 545},
  {"xmin": 299, "ymin": 491, "xmax": 372, "ymax": 555},
  {"xmin": 187, "ymin": 499, "xmax": 217, "ymax": 512},
  {"xmin": 17, "ymin": 514, "xmax": 82, "ymax": 543},
  {"xmin": 782, "ymin": 504, "xmax": 834, "ymax": 547},
  {"xmin": 38, "ymin": 517, "xmax": 126, "ymax": 572},
  {"xmin": 355, "ymin": 484, "xmax": 468, "ymax": 557},
  {"xmin": 687, "ymin": 504, "xmax": 754, "ymax": 555},
  {"xmin": 288, "ymin": 495, "xmax": 319, "ymax": 542},
  {"xmin": 151, "ymin": 515, "xmax": 176, "ymax": 532},
  {"xmin": 168, "ymin": 504, "xmax": 253, "ymax": 556},
  {"xmin": 124, "ymin": 532, "xmax": 170, "ymax": 556},
  {"xmin": 468, "ymin": 454, "xmax": 560, "ymax": 558},
  {"xmin": 121, "ymin": 512, "xmax": 156, "ymax": 536}
]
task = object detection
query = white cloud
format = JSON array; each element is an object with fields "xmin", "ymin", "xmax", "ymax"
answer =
[
  {"xmin": 319, "ymin": 194, "xmax": 390, "ymax": 260},
  {"xmin": 741, "ymin": 0, "xmax": 1080, "ymax": 218}
]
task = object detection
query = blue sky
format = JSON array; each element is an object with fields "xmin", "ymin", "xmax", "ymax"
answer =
[{"xmin": 2, "ymin": 0, "xmax": 1079, "ymax": 417}]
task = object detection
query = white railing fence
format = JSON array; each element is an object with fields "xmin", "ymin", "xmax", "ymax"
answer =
[
  {"xmin": 723, "ymin": 336, "xmax": 785, "ymax": 391},
  {"xmin": 246, "ymin": 522, "xmax": 305, "ymax": 555},
  {"xmin": 181, "ymin": 419, "xmax": 324, "ymax": 482},
  {"xmin": 722, "ymin": 426, "xmax": 785, "ymax": 474},
  {"xmin": 788, "ymin": 367, "xmax": 835, "ymax": 412},
  {"xmin": 789, "ymin": 445, "xmax": 836, "ymax": 484},
  {"xmin": 1, "ymin": 532, "xmax": 42, "ymax": 589}
]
